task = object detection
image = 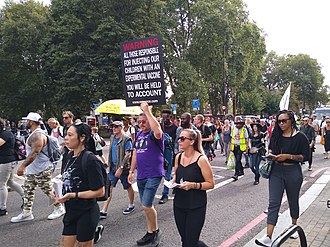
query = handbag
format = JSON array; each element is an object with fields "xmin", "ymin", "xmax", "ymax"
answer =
[
  {"xmin": 259, "ymin": 160, "xmax": 273, "ymax": 179},
  {"xmin": 227, "ymin": 151, "xmax": 235, "ymax": 169},
  {"xmin": 100, "ymin": 137, "xmax": 106, "ymax": 147}
]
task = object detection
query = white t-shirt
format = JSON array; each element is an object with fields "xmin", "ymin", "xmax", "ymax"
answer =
[
  {"xmin": 50, "ymin": 126, "xmax": 64, "ymax": 145},
  {"xmin": 123, "ymin": 126, "xmax": 135, "ymax": 138}
]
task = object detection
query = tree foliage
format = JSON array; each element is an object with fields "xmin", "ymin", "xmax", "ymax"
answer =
[{"xmin": 0, "ymin": 0, "xmax": 328, "ymax": 121}]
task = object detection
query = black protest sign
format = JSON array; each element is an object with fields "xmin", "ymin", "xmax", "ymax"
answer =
[{"xmin": 121, "ymin": 35, "xmax": 166, "ymax": 106}]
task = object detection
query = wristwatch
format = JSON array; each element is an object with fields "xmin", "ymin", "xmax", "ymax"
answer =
[{"xmin": 120, "ymin": 166, "xmax": 124, "ymax": 169}]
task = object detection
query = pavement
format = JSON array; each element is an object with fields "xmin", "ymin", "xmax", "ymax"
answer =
[
  {"xmin": 10, "ymin": 139, "xmax": 330, "ymax": 247},
  {"xmin": 244, "ymin": 167, "xmax": 330, "ymax": 247}
]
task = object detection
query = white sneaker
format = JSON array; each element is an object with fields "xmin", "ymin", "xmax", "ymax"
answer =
[
  {"xmin": 48, "ymin": 206, "xmax": 65, "ymax": 220},
  {"xmin": 290, "ymin": 231, "xmax": 299, "ymax": 239},
  {"xmin": 11, "ymin": 212, "xmax": 34, "ymax": 223},
  {"xmin": 255, "ymin": 235, "xmax": 272, "ymax": 247}
]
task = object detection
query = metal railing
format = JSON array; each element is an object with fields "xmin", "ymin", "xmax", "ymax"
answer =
[{"xmin": 271, "ymin": 224, "xmax": 307, "ymax": 247}]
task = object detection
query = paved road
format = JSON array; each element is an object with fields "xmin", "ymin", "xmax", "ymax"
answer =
[{"xmin": 0, "ymin": 141, "xmax": 328, "ymax": 247}]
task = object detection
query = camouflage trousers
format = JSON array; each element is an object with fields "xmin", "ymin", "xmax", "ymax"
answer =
[{"xmin": 22, "ymin": 165, "xmax": 60, "ymax": 213}]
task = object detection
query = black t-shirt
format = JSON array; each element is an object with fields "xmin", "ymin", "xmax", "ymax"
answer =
[
  {"xmin": 269, "ymin": 132, "xmax": 310, "ymax": 163},
  {"xmin": 62, "ymin": 150, "xmax": 104, "ymax": 210},
  {"xmin": 164, "ymin": 124, "xmax": 178, "ymax": 146},
  {"xmin": 0, "ymin": 130, "xmax": 16, "ymax": 163},
  {"xmin": 197, "ymin": 124, "xmax": 212, "ymax": 149},
  {"xmin": 249, "ymin": 133, "xmax": 264, "ymax": 148}
]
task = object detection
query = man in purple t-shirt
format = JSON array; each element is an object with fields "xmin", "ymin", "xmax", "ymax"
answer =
[{"xmin": 128, "ymin": 101, "xmax": 164, "ymax": 247}]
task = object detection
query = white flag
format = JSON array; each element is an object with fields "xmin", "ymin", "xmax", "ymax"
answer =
[{"xmin": 279, "ymin": 82, "xmax": 292, "ymax": 110}]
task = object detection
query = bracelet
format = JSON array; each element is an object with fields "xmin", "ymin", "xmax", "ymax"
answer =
[
  {"xmin": 75, "ymin": 191, "xmax": 79, "ymax": 200},
  {"xmin": 194, "ymin": 182, "xmax": 197, "ymax": 189},
  {"xmin": 129, "ymin": 170, "xmax": 134, "ymax": 174},
  {"xmin": 199, "ymin": 183, "xmax": 202, "ymax": 190}
]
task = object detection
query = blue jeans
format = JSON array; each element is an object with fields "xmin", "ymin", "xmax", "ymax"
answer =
[
  {"xmin": 137, "ymin": 177, "xmax": 162, "ymax": 207},
  {"xmin": 249, "ymin": 153, "xmax": 262, "ymax": 175},
  {"xmin": 162, "ymin": 150, "xmax": 174, "ymax": 196}
]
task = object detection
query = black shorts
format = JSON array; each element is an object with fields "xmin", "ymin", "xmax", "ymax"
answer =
[
  {"xmin": 62, "ymin": 202, "xmax": 99, "ymax": 242},
  {"xmin": 96, "ymin": 150, "xmax": 103, "ymax": 156}
]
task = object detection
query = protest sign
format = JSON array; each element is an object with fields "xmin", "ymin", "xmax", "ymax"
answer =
[{"xmin": 121, "ymin": 35, "xmax": 166, "ymax": 106}]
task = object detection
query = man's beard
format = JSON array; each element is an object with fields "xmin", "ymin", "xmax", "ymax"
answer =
[{"xmin": 181, "ymin": 121, "xmax": 190, "ymax": 128}]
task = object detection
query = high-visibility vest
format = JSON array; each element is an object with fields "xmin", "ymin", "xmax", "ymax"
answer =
[{"xmin": 231, "ymin": 126, "xmax": 247, "ymax": 152}]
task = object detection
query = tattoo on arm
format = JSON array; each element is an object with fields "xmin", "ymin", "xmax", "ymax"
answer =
[{"xmin": 23, "ymin": 133, "xmax": 46, "ymax": 168}]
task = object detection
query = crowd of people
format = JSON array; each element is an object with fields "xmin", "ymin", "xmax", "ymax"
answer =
[{"xmin": 0, "ymin": 106, "xmax": 327, "ymax": 247}]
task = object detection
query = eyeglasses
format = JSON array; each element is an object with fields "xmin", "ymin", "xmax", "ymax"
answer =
[
  {"xmin": 277, "ymin": 119, "xmax": 290, "ymax": 124},
  {"xmin": 137, "ymin": 120, "xmax": 146, "ymax": 125},
  {"xmin": 178, "ymin": 136, "xmax": 193, "ymax": 142}
]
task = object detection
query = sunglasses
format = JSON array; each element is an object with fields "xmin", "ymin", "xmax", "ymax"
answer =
[
  {"xmin": 112, "ymin": 125, "xmax": 121, "ymax": 128},
  {"xmin": 137, "ymin": 120, "xmax": 146, "ymax": 124},
  {"xmin": 277, "ymin": 118, "xmax": 290, "ymax": 124},
  {"xmin": 178, "ymin": 136, "xmax": 193, "ymax": 142},
  {"xmin": 63, "ymin": 116, "xmax": 70, "ymax": 119}
]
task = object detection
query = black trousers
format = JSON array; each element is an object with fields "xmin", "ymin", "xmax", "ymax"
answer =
[
  {"xmin": 233, "ymin": 145, "xmax": 244, "ymax": 175},
  {"xmin": 174, "ymin": 205, "xmax": 207, "ymax": 247}
]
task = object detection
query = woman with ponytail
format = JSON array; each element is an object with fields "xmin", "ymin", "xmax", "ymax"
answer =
[
  {"xmin": 171, "ymin": 129, "xmax": 214, "ymax": 247},
  {"xmin": 56, "ymin": 122, "xmax": 104, "ymax": 247}
]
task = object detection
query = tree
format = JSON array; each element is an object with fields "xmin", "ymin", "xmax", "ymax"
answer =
[{"xmin": 0, "ymin": 0, "xmax": 50, "ymax": 120}]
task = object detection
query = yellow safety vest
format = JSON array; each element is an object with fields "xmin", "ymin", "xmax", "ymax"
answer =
[{"xmin": 231, "ymin": 126, "xmax": 247, "ymax": 152}]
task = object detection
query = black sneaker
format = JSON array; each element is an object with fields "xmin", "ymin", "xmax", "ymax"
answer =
[
  {"xmin": 137, "ymin": 232, "xmax": 154, "ymax": 246},
  {"xmin": 150, "ymin": 229, "xmax": 161, "ymax": 247},
  {"xmin": 123, "ymin": 205, "xmax": 135, "ymax": 215},
  {"xmin": 159, "ymin": 195, "xmax": 168, "ymax": 204},
  {"xmin": 94, "ymin": 224, "xmax": 104, "ymax": 244},
  {"xmin": 0, "ymin": 209, "xmax": 8, "ymax": 216}
]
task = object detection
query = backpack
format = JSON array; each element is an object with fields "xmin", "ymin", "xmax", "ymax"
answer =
[
  {"xmin": 149, "ymin": 130, "xmax": 173, "ymax": 170},
  {"xmin": 42, "ymin": 135, "xmax": 62, "ymax": 162},
  {"xmin": 81, "ymin": 151, "xmax": 110, "ymax": 201},
  {"xmin": 14, "ymin": 138, "xmax": 27, "ymax": 161}
]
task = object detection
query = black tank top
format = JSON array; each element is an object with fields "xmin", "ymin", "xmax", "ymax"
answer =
[{"xmin": 174, "ymin": 153, "xmax": 207, "ymax": 209}]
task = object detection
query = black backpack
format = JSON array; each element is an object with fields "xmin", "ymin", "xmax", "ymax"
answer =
[{"xmin": 81, "ymin": 151, "xmax": 111, "ymax": 201}]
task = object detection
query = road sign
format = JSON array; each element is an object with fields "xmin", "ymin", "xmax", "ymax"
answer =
[
  {"xmin": 192, "ymin": 99, "xmax": 200, "ymax": 111},
  {"xmin": 171, "ymin": 104, "xmax": 177, "ymax": 115}
]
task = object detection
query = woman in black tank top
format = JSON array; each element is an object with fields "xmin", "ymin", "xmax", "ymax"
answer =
[{"xmin": 171, "ymin": 129, "xmax": 214, "ymax": 247}]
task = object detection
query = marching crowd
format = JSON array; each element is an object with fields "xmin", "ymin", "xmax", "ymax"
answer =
[{"xmin": 0, "ymin": 104, "xmax": 328, "ymax": 247}]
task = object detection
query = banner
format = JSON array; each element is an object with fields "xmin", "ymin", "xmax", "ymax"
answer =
[
  {"xmin": 121, "ymin": 35, "xmax": 166, "ymax": 106},
  {"xmin": 279, "ymin": 82, "xmax": 292, "ymax": 110}
]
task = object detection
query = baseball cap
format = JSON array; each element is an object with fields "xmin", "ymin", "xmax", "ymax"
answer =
[
  {"xmin": 302, "ymin": 117, "xmax": 309, "ymax": 121},
  {"xmin": 111, "ymin": 121, "xmax": 123, "ymax": 127},
  {"xmin": 22, "ymin": 112, "xmax": 42, "ymax": 122}
]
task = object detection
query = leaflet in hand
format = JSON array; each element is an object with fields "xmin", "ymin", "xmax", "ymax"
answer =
[
  {"xmin": 164, "ymin": 180, "xmax": 182, "ymax": 189},
  {"xmin": 52, "ymin": 177, "xmax": 63, "ymax": 198}
]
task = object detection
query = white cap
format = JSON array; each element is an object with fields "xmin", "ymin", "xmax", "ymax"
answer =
[{"xmin": 22, "ymin": 112, "xmax": 42, "ymax": 122}]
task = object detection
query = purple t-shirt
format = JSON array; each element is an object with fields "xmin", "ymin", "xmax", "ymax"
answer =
[{"xmin": 134, "ymin": 130, "xmax": 165, "ymax": 180}]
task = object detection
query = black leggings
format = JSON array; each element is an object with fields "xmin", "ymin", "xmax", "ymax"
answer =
[{"xmin": 174, "ymin": 205, "xmax": 206, "ymax": 247}]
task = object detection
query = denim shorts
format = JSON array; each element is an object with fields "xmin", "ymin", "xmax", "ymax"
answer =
[
  {"xmin": 108, "ymin": 169, "xmax": 130, "ymax": 190},
  {"xmin": 137, "ymin": 177, "xmax": 162, "ymax": 207}
]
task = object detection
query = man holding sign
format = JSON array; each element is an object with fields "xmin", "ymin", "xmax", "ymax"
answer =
[{"xmin": 128, "ymin": 101, "xmax": 164, "ymax": 247}]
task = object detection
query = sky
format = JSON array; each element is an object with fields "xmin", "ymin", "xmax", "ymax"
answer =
[
  {"xmin": 243, "ymin": 0, "xmax": 330, "ymax": 86},
  {"xmin": 1, "ymin": 0, "xmax": 329, "ymax": 86}
]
